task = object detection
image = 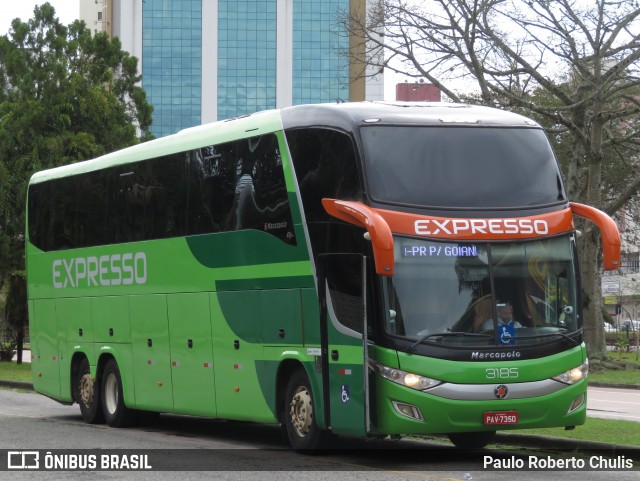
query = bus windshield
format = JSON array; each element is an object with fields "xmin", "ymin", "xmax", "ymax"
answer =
[
  {"xmin": 385, "ymin": 235, "xmax": 580, "ymax": 347},
  {"xmin": 361, "ymin": 126, "xmax": 566, "ymax": 209}
]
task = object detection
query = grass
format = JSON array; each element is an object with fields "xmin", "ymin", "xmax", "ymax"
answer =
[
  {"xmin": 0, "ymin": 360, "xmax": 32, "ymax": 382},
  {"xmin": 604, "ymin": 350, "xmax": 640, "ymax": 365},
  {"xmin": 589, "ymin": 370, "xmax": 640, "ymax": 385},
  {"xmin": 589, "ymin": 351, "xmax": 640, "ymax": 385},
  {"xmin": 506, "ymin": 417, "xmax": 640, "ymax": 447}
]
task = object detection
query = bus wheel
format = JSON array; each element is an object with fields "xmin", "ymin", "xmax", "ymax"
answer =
[
  {"xmin": 447, "ymin": 431, "xmax": 496, "ymax": 449},
  {"xmin": 75, "ymin": 357, "xmax": 103, "ymax": 424},
  {"xmin": 284, "ymin": 368, "xmax": 325, "ymax": 450},
  {"xmin": 101, "ymin": 359, "xmax": 133, "ymax": 428}
]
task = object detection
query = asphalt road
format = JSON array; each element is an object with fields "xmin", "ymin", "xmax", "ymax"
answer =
[
  {"xmin": 0, "ymin": 389, "xmax": 637, "ymax": 481},
  {"xmin": 587, "ymin": 386, "xmax": 640, "ymax": 422}
]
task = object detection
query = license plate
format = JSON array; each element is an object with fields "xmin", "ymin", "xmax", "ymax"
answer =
[{"xmin": 483, "ymin": 411, "xmax": 519, "ymax": 425}]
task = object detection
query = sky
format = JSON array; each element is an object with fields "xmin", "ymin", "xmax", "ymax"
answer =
[{"xmin": 0, "ymin": 1, "xmax": 79, "ymax": 36}]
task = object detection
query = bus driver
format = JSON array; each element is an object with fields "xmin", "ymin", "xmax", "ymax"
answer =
[{"xmin": 481, "ymin": 301, "xmax": 523, "ymax": 331}]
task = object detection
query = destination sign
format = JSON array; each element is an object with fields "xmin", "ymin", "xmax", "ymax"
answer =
[{"xmin": 401, "ymin": 245, "xmax": 479, "ymax": 257}]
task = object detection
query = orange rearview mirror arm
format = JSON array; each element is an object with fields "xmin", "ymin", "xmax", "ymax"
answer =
[
  {"xmin": 322, "ymin": 199, "xmax": 394, "ymax": 276},
  {"xmin": 570, "ymin": 202, "xmax": 621, "ymax": 270}
]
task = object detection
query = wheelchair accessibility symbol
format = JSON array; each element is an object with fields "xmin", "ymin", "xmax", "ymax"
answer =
[
  {"xmin": 499, "ymin": 324, "xmax": 515, "ymax": 345},
  {"xmin": 340, "ymin": 384, "xmax": 350, "ymax": 403}
]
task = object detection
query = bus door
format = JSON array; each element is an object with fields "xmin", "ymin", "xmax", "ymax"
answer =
[{"xmin": 318, "ymin": 254, "xmax": 370, "ymax": 437}]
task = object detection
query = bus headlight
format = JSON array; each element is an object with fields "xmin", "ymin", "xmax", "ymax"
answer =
[
  {"xmin": 552, "ymin": 360, "xmax": 588, "ymax": 385},
  {"xmin": 369, "ymin": 360, "xmax": 441, "ymax": 391}
]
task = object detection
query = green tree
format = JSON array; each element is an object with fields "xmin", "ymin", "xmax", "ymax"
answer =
[
  {"xmin": 344, "ymin": 0, "xmax": 640, "ymax": 358},
  {"xmin": 0, "ymin": 3, "xmax": 153, "ymax": 358}
]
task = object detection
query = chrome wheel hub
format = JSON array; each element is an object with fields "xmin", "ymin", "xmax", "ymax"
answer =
[
  {"xmin": 104, "ymin": 373, "xmax": 118, "ymax": 415},
  {"xmin": 289, "ymin": 386, "xmax": 313, "ymax": 437},
  {"xmin": 79, "ymin": 374, "xmax": 94, "ymax": 406}
]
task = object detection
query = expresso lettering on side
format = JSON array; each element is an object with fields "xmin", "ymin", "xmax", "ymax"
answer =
[{"xmin": 52, "ymin": 252, "xmax": 147, "ymax": 289}]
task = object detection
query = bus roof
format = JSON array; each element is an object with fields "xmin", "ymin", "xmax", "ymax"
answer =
[
  {"xmin": 29, "ymin": 101, "xmax": 540, "ymax": 184},
  {"xmin": 280, "ymin": 101, "xmax": 542, "ymax": 129},
  {"xmin": 29, "ymin": 108, "xmax": 283, "ymax": 184}
]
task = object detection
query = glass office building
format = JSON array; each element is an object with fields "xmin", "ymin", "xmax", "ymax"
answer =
[
  {"xmin": 141, "ymin": 0, "xmax": 203, "ymax": 137},
  {"xmin": 112, "ymin": 0, "xmax": 381, "ymax": 138},
  {"xmin": 217, "ymin": 0, "xmax": 278, "ymax": 121},
  {"xmin": 292, "ymin": 0, "xmax": 350, "ymax": 105}
]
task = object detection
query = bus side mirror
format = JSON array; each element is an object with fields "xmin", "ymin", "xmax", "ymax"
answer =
[
  {"xmin": 570, "ymin": 203, "xmax": 621, "ymax": 271},
  {"xmin": 322, "ymin": 199, "xmax": 394, "ymax": 276}
]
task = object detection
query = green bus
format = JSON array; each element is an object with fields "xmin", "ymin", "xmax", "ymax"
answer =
[{"xmin": 26, "ymin": 102, "xmax": 620, "ymax": 449}]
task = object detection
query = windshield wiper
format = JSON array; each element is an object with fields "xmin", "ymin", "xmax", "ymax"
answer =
[
  {"xmin": 407, "ymin": 331, "xmax": 491, "ymax": 353},
  {"xmin": 515, "ymin": 331, "xmax": 580, "ymax": 347}
]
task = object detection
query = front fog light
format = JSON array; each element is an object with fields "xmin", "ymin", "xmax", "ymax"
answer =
[
  {"xmin": 392, "ymin": 401, "xmax": 424, "ymax": 421},
  {"xmin": 552, "ymin": 360, "xmax": 588, "ymax": 385},
  {"xmin": 567, "ymin": 393, "xmax": 585, "ymax": 414}
]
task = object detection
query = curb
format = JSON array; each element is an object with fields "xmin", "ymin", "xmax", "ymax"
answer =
[
  {"xmin": 589, "ymin": 381, "xmax": 640, "ymax": 390},
  {"xmin": 494, "ymin": 432, "xmax": 640, "ymax": 454},
  {"xmin": 0, "ymin": 379, "xmax": 34, "ymax": 391}
]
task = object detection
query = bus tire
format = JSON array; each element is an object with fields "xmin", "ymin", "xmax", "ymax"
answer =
[
  {"xmin": 284, "ymin": 368, "xmax": 325, "ymax": 450},
  {"xmin": 75, "ymin": 357, "xmax": 104, "ymax": 424},
  {"xmin": 447, "ymin": 431, "xmax": 496, "ymax": 449},
  {"xmin": 101, "ymin": 358, "xmax": 134, "ymax": 428}
]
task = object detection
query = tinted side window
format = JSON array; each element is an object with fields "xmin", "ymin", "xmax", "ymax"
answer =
[
  {"xmin": 28, "ymin": 182, "xmax": 51, "ymax": 251},
  {"xmin": 184, "ymin": 149, "xmax": 216, "ymax": 235},
  {"xmin": 285, "ymin": 128, "xmax": 362, "ymax": 222},
  {"xmin": 27, "ymin": 133, "xmax": 296, "ymax": 251},
  {"xmin": 102, "ymin": 154, "xmax": 189, "ymax": 244},
  {"xmin": 231, "ymin": 135, "xmax": 296, "ymax": 244},
  {"xmin": 324, "ymin": 254, "xmax": 365, "ymax": 335},
  {"xmin": 191, "ymin": 141, "xmax": 238, "ymax": 234},
  {"xmin": 75, "ymin": 169, "xmax": 108, "ymax": 248},
  {"xmin": 49, "ymin": 177, "xmax": 78, "ymax": 250}
]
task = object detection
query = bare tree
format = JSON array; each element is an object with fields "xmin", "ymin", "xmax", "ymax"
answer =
[{"xmin": 343, "ymin": 0, "xmax": 640, "ymax": 357}]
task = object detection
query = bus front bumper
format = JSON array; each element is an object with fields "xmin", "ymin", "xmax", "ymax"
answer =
[{"xmin": 371, "ymin": 376, "xmax": 587, "ymax": 435}]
